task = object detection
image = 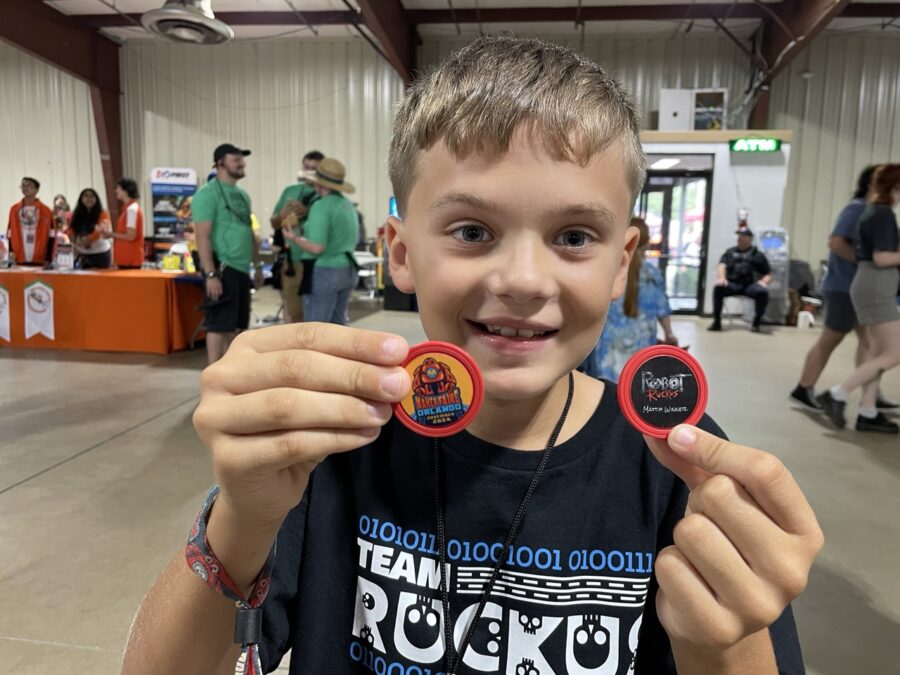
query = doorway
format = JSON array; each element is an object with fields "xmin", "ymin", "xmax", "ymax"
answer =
[{"xmin": 635, "ymin": 155, "xmax": 714, "ymax": 314}]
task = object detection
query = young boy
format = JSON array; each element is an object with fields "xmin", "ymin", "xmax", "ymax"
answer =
[{"xmin": 123, "ymin": 37, "xmax": 822, "ymax": 674}]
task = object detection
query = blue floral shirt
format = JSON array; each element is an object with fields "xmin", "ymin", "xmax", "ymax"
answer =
[{"xmin": 583, "ymin": 260, "xmax": 671, "ymax": 382}]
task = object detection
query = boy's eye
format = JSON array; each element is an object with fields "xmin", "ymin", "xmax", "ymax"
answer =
[
  {"xmin": 555, "ymin": 230, "xmax": 593, "ymax": 248},
  {"xmin": 452, "ymin": 225, "xmax": 493, "ymax": 243}
]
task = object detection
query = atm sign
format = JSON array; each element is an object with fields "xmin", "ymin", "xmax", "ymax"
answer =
[{"xmin": 730, "ymin": 138, "xmax": 782, "ymax": 152}]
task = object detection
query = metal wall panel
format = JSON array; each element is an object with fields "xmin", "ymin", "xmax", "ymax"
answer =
[
  {"xmin": 0, "ymin": 42, "xmax": 106, "ymax": 213},
  {"xmin": 419, "ymin": 34, "xmax": 754, "ymax": 131},
  {"xmin": 422, "ymin": 32, "xmax": 900, "ymax": 267},
  {"xmin": 121, "ymin": 38, "xmax": 405, "ymax": 235},
  {"xmin": 770, "ymin": 33, "xmax": 900, "ymax": 267}
]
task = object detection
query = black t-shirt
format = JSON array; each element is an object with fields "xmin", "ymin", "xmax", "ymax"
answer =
[
  {"xmin": 855, "ymin": 203, "xmax": 899, "ymax": 262},
  {"xmin": 720, "ymin": 246, "xmax": 771, "ymax": 286},
  {"xmin": 258, "ymin": 381, "xmax": 804, "ymax": 674}
]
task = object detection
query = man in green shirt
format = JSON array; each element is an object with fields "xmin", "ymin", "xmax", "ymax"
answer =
[
  {"xmin": 270, "ymin": 150, "xmax": 323, "ymax": 322},
  {"xmin": 193, "ymin": 143, "xmax": 263, "ymax": 364},
  {"xmin": 281, "ymin": 157, "xmax": 360, "ymax": 325}
]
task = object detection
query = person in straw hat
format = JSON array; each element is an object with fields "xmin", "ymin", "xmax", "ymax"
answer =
[{"xmin": 281, "ymin": 157, "xmax": 360, "ymax": 325}]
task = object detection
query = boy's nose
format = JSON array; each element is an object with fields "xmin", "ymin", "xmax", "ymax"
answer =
[{"xmin": 485, "ymin": 239, "xmax": 556, "ymax": 304}]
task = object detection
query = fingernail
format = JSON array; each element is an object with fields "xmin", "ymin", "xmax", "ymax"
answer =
[
  {"xmin": 672, "ymin": 426, "xmax": 697, "ymax": 449},
  {"xmin": 382, "ymin": 337, "xmax": 405, "ymax": 359},
  {"xmin": 380, "ymin": 372, "xmax": 405, "ymax": 397}
]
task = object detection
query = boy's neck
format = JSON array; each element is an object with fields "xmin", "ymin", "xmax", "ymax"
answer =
[
  {"xmin": 23, "ymin": 196, "xmax": 36, "ymax": 205},
  {"xmin": 466, "ymin": 371, "xmax": 604, "ymax": 451}
]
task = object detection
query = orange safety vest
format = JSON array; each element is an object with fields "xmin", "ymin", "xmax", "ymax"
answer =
[
  {"xmin": 7, "ymin": 199, "xmax": 53, "ymax": 264},
  {"xmin": 114, "ymin": 200, "xmax": 145, "ymax": 268}
]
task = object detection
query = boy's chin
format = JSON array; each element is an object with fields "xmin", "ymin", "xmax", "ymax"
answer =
[{"xmin": 482, "ymin": 368, "xmax": 571, "ymax": 403}]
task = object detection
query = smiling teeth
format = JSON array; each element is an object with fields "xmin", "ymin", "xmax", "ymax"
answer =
[{"xmin": 484, "ymin": 324, "xmax": 545, "ymax": 338}]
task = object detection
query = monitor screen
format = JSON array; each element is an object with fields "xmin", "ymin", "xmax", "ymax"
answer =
[{"xmin": 761, "ymin": 234, "xmax": 783, "ymax": 249}]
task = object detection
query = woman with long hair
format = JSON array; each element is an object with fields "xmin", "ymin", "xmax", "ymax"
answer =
[
  {"xmin": 68, "ymin": 188, "xmax": 112, "ymax": 269},
  {"xmin": 819, "ymin": 164, "xmax": 900, "ymax": 433},
  {"xmin": 582, "ymin": 216, "xmax": 678, "ymax": 381},
  {"xmin": 103, "ymin": 178, "xmax": 145, "ymax": 269}
]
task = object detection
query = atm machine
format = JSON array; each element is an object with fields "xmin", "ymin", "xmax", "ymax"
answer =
[{"xmin": 743, "ymin": 226, "xmax": 789, "ymax": 324}]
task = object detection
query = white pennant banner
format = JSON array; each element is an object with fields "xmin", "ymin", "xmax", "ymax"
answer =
[
  {"xmin": 0, "ymin": 285, "xmax": 9, "ymax": 342},
  {"xmin": 24, "ymin": 280, "xmax": 55, "ymax": 340}
]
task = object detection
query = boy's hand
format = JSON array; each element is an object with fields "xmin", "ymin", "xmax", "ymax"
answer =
[
  {"xmin": 193, "ymin": 323, "xmax": 411, "ymax": 528},
  {"xmin": 643, "ymin": 425, "xmax": 824, "ymax": 652}
]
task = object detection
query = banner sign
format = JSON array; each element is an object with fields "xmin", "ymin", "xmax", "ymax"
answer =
[
  {"xmin": 150, "ymin": 167, "xmax": 197, "ymax": 236},
  {"xmin": 24, "ymin": 280, "xmax": 54, "ymax": 340},
  {"xmin": 0, "ymin": 285, "xmax": 9, "ymax": 342}
]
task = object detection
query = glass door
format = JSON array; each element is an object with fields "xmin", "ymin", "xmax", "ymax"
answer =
[{"xmin": 635, "ymin": 171, "xmax": 712, "ymax": 313}]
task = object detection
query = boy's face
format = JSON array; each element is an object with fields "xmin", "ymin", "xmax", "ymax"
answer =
[
  {"xmin": 388, "ymin": 129, "xmax": 638, "ymax": 401},
  {"xmin": 20, "ymin": 180, "xmax": 38, "ymax": 199}
]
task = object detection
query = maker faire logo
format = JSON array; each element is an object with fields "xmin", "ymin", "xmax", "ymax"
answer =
[{"xmin": 411, "ymin": 357, "xmax": 466, "ymax": 424}]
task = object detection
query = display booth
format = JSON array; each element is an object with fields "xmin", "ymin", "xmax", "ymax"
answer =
[{"xmin": 0, "ymin": 268, "xmax": 204, "ymax": 354}]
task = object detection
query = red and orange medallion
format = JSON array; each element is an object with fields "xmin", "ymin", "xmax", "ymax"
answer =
[{"xmin": 393, "ymin": 341, "xmax": 484, "ymax": 437}]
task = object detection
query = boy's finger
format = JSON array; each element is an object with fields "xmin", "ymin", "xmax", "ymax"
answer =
[
  {"xmin": 643, "ymin": 433, "xmax": 713, "ymax": 491},
  {"xmin": 229, "ymin": 322, "xmax": 409, "ymax": 365},
  {"xmin": 686, "ymin": 475, "xmax": 791, "ymax": 574},
  {"xmin": 664, "ymin": 425, "xmax": 821, "ymax": 537},
  {"xmin": 217, "ymin": 427, "xmax": 383, "ymax": 472},
  {"xmin": 672, "ymin": 513, "xmax": 763, "ymax": 619},
  {"xmin": 196, "ymin": 388, "xmax": 394, "ymax": 436},
  {"xmin": 205, "ymin": 350, "xmax": 411, "ymax": 401}
]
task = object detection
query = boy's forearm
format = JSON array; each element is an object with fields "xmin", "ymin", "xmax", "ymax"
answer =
[
  {"xmin": 122, "ymin": 500, "xmax": 284, "ymax": 674},
  {"xmin": 121, "ymin": 552, "xmax": 242, "ymax": 675},
  {"xmin": 671, "ymin": 628, "xmax": 777, "ymax": 675}
]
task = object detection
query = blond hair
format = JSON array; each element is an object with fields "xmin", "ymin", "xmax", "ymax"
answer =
[{"xmin": 389, "ymin": 36, "xmax": 646, "ymax": 216}]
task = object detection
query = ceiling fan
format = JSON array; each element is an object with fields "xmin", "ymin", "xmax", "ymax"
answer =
[{"xmin": 141, "ymin": 0, "xmax": 234, "ymax": 44}]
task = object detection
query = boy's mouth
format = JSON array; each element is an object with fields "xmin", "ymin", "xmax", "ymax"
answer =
[{"xmin": 468, "ymin": 320, "xmax": 558, "ymax": 340}]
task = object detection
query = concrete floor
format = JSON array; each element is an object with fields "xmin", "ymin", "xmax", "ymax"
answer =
[{"xmin": 1, "ymin": 287, "xmax": 898, "ymax": 674}]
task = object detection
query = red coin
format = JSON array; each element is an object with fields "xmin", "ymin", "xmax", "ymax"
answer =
[
  {"xmin": 393, "ymin": 341, "xmax": 484, "ymax": 438},
  {"xmin": 617, "ymin": 345, "xmax": 708, "ymax": 439}
]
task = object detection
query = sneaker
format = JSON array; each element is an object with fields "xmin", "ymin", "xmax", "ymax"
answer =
[
  {"xmin": 876, "ymin": 394, "xmax": 899, "ymax": 411},
  {"xmin": 855, "ymin": 413, "xmax": 899, "ymax": 434},
  {"xmin": 708, "ymin": 321, "xmax": 723, "ymax": 332},
  {"xmin": 816, "ymin": 390, "xmax": 846, "ymax": 429},
  {"xmin": 750, "ymin": 323, "xmax": 762, "ymax": 333},
  {"xmin": 790, "ymin": 385, "xmax": 823, "ymax": 411}
]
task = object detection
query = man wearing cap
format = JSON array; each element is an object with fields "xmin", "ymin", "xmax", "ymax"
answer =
[
  {"xmin": 281, "ymin": 157, "xmax": 359, "ymax": 325},
  {"xmin": 709, "ymin": 227, "xmax": 772, "ymax": 333},
  {"xmin": 192, "ymin": 143, "xmax": 263, "ymax": 364},
  {"xmin": 270, "ymin": 150, "xmax": 324, "ymax": 323}
]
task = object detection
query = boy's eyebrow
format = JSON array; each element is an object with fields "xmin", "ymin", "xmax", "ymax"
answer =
[
  {"xmin": 553, "ymin": 201, "xmax": 618, "ymax": 227},
  {"xmin": 429, "ymin": 192, "xmax": 618, "ymax": 226},
  {"xmin": 428, "ymin": 192, "xmax": 501, "ymax": 215}
]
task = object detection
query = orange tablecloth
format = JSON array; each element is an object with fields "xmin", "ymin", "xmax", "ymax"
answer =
[{"xmin": 0, "ymin": 269, "xmax": 205, "ymax": 354}]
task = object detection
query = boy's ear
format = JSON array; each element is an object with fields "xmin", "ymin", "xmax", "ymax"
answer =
[
  {"xmin": 611, "ymin": 224, "xmax": 640, "ymax": 300},
  {"xmin": 385, "ymin": 215, "xmax": 416, "ymax": 294}
]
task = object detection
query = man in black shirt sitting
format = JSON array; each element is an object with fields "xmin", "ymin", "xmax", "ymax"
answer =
[{"xmin": 709, "ymin": 228, "xmax": 772, "ymax": 333}]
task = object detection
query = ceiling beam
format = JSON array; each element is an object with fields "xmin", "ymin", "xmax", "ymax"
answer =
[
  {"xmin": 53, "ymin": 3, "xmax": 900, "ymax": 32},
  {"xmin": 355, "ymin": 0, "xmax": 414, "ymax": 82},
  {"xmin": 407, "ymin": 4, "xmax": 767, "ymax": 23},
  {"xmin": 75, "ymin": 11, "xmax": 356, "ymax": 29},
  {"xmin": 0, "ymin": 0, "xmax": 123, "ymax": 215},
  {"xmin": 841, "ymin": 3, "xmax": 900, "ymax": 18},
  {"xmin": 75, "ymin": 6, "xmax": 765, "ymax": 29},
  {"xmin": 749, "ymin": 0, "xmax": 852, "ymax": 129},
  {"xmin": 1, "ymin": 1, "xmax": 119, "ymax": 90}
]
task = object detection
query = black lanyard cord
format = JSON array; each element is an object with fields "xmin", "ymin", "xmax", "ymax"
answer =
[{"xmin": 434, "ymin": 371, "xmax": 575, "ymax": 674}]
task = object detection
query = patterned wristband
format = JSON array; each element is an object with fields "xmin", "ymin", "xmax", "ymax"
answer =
[{"xmin": 185, "ymin": 486, "xmax": 277, "ymax": 675}]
